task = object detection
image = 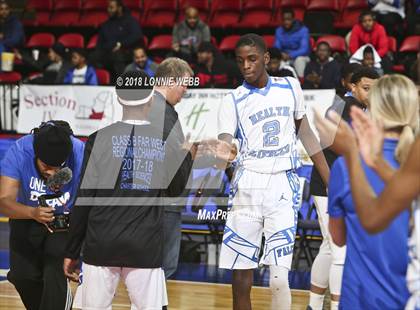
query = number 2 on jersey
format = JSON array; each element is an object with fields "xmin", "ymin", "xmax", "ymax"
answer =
[{"xmin": 262, "ymin": 120, "xmax": 280, "ymax": 147}]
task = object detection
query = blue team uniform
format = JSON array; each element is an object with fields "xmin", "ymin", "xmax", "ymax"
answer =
[{"xmin": 328, "ymin": 138, "xmax": 410, "ymax": 309}]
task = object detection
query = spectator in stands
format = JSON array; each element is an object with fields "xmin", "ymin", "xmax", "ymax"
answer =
[
  {"xmin": 20, "ymin": 42, "xmax": 71, "ymax": 84},
  {"xmin": 172, "ymin": 6, "xmax": 211, "ymax": 63},
  {"xmin": 91, "ymin": 0, "xmax": 143, "ymax": 80},
  {"xmin": 44, "ymin": 43, "xmax": 71, "ymax": 84},
  {"xmin": 303, "ymin": 42, "xmax": 341, "ymax": 90},
  {"xmin": 273, "ymin": 8, "xmax": 310, "ymax": 78},
  {"xmin": 0, "ymin": 0, "xmax": 24, "ymax": 53},
  {"xmin": 124, "ymin": 46, "xmax": 157, "ymax": 77},
  {"xmin": 337, "ymin": 63, "xmax": 363, "ymax": 98},
  {"xmin": 350, "ymin": 45, "xmax": 384, "ymax": 76},
  {"xmin": 195, "ymin": 42, "xmax": 242, "ymax": 88},
  {"xmin": 368, "ymin": 0, "xmax": 405, "ymax": 40},
  {"xmin": 267, "ymin": 47, "xmax": 297, "ymax": 78},
  {"xmin": 407, "ymin": 0, "xmax": 420, "ymax": 35},
  {"xmin": 349, "ymin": 11, "xmax": 391, "ymax": 72},
  {"xmin": 64, "ymin": 49, "xmax": 98, "ymax": 85}
]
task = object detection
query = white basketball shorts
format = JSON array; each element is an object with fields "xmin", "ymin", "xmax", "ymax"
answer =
[
  {"xmin": 72, "ymin": 263, "xmax": 167, "ymax": 310},
  {"xmin": 219, "ymin": 168, "xmax": 301, "ymax": 270}
]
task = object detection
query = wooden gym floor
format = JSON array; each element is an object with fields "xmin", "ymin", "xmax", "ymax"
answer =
[{"xmin": 0, "ymin": 279, "xmax": 310, "ymax": 309}]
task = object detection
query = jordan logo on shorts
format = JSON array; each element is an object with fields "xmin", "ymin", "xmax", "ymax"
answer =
[{"xmin": 279, "ymin": 193, "xmax": 287, "ymax": 202}]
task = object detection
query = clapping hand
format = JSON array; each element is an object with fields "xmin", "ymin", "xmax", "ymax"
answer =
[{"xmin": 350, "ymin": 106, "xmax": 384, "ymax": 168}]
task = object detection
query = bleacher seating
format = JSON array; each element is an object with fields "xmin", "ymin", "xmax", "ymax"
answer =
[
  {"xmin": 58, "ymin": 33, "xmax": 85, "ymax": 48},
  {"xmin": 8, "ymin": 0, "xmax": 418, "ymax": 85},
  {"xmin": 209, "ymin": 0, "xmax": 241, "ymax": 28},
  {"xmin": 238, "ymin": 0, "xmax": 273, "ymax": 28},
  {"xmin": 218, "ymin": 35, "xmax": 241, "ymax": 53},
  {"xmin": 142, "ymin": 0, "xmax": 177, "ymax": 28},
  {"xmin": 0, "ymin": 72, "xmax": 22, "ymax": 83},
  {"xmin": 178, "ymin": 0, "xmax": 210, "ymax": 22},
  {"xmin": 26, "ymin": 32, "xmax": 55, "ymax": 48},
  {"xmin": 47, "ymin": 0, "xmax": 81, "ymax": 27},
  {"xmin": 95, "ymin": 68, "xmax": 111, "ymax": 85}
]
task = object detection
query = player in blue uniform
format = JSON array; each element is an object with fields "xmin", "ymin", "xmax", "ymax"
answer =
[{"xmin": 318, "ymin": 74, "xmax": 418, "ymax": 309}]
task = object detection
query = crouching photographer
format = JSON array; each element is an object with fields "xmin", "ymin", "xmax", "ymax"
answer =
[{"xmin": 0, "ymin": 121, "xmax": 84, "ymax": 310}]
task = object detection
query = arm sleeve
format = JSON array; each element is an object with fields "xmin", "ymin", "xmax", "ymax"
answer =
[
  {"xmin": 165, "ymin": 145, "xmax": 193, "ymax": 197},
  {"xmin": 0, "ymin": 142, "xmax": 21, "ymax": 181},
  {"xmin": 349, "ymin": 25, "xmax": 360, "ymax": 55},
  {"xmin": 273, "ymin": 28, "xmax": 283, "ymax": 50},
  {"xmin": 328, "ymin": 159, "xmax": 347, "ymax": 218},
  {"xmin": 217, "ymin": 92, "xmax": 237, "ymax": 137},
  {"xmin": 376, "ymin": 26, "xmax": 389, "ymax": 57},
  {"xmin": 172, "ymin": 24, "xmax": 180, "ymax": 44},
  {"xmin": 86, "ymin": 67, "xmax": 98, "ymax": 86},
  {"xmin": 303, "ymin": 62, "xmax": 314, "ymax": 89},
  {"xmin": 286, "ymin": 77, "xmax": 306, "ymax": 120},
  {"xmin": 202, "ymin": 25, "xmax": 211, "ymax": 42},
  {"xmin": 289, "ymin": 27, "xmax": 310, "ymax": 59},
  {"xmin": 3, "ymin": 20, "xmax": 24, "ymax": 49},
  {"xmin": 65, "ymin": 135, "xmax": 96, "ymax": 259},
  {"xmin": 63, "ymin": 70, "xmax": 71, "ymax": 84},
  {"xmin": 96, "ymin": 25, "xmax": 112, "ymax": 50},
  {"xmin": 120, "ymin": 18, "xmax": 142, "ymax": 48}
]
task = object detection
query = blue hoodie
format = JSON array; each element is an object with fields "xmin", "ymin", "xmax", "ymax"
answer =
[
  {"xmin": 274, "ymin": 21, "xmax": 310, "ymax": 59},
  {"xmin": 0, "ymin": 15, "xmax": 25, "ymax": 50},
  {"xmin": 64, "ymin": 66, "xmax": 98, "ymax": 85}
]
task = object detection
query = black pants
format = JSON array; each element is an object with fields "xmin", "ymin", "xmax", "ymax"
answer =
[
  {"xmin": 376, "ymin": 12, "xmax": 404, "ymax": 42},
  {"xmin": 7, "ymin": 220, "xmax": 71, "ymax": 310},
  {"xmin": 89, "ymin": 48, "xmax": 130, "ymax": 82}
]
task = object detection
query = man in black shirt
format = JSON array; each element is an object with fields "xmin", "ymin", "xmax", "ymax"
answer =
[
  {"xmin": 148, "ymin": 57, "xmax": 196, "ymax": 279},
  {"xmin": 303, "ymin": 42, "xmax": 341, "ymax": 90},
  {"xmin": 64, "ymin": 70, "xmax": 195, "ymax": 309},
  {"xmin": 308, "ymin": 67, "xmax": 380, "ymax": 310},
  {"xmin": 90, "ymin": 0, "xmax": 143, "ymax": 80}
]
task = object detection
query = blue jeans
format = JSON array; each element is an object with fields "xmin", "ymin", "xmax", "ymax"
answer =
[{"xmin": 163, "ymin": 211, "xmax": 182, "ymax": 279}]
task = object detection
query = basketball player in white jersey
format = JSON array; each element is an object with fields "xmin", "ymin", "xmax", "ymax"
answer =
[{"xmin": 217, "ymin": 34, "xmax": 330, "ymax": 310}]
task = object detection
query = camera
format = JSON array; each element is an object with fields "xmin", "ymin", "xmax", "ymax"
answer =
[{"xmin": 38, "ymin": 193, "xmax": 70, "ymax": 232}]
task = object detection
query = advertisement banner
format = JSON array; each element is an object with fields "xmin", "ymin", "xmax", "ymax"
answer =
[
  {"xmin": 18, "ymin": 85, "xmax": 120, "ymax": 136},
  {"xmin": 18, "ymin": 85, "xmax": 335, "ymax": 147}
]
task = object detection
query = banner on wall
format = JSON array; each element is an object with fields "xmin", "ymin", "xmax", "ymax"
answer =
[
  {"xmin": 17, "ymin": 85, "xmax": 121, "ymax": 136},
  {"xmin": 17, "ymin": 85, "xmax": 335, "ymax": 144}
]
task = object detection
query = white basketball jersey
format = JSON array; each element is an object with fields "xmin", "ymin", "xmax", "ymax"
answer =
[{"xmin": 218, "ymin": 76, "xmax": 306, "ymax": 174}]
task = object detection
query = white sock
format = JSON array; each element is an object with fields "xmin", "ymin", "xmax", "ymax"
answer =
[
  {"xmin": 331, "ymin": 300, "xmax": 339, "ymax": 310},
  {"xmin": 309, "ymin": 291, "xmax": 325, "ymax": 310},
  {"xmin": 269, "ymin": 265, "xmax": 291, "ymax": 310}
]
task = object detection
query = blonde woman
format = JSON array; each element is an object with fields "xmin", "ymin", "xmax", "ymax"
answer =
[{"xmin": 321, "ymin": 74, "xmax": 418, "ymax": 310}]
